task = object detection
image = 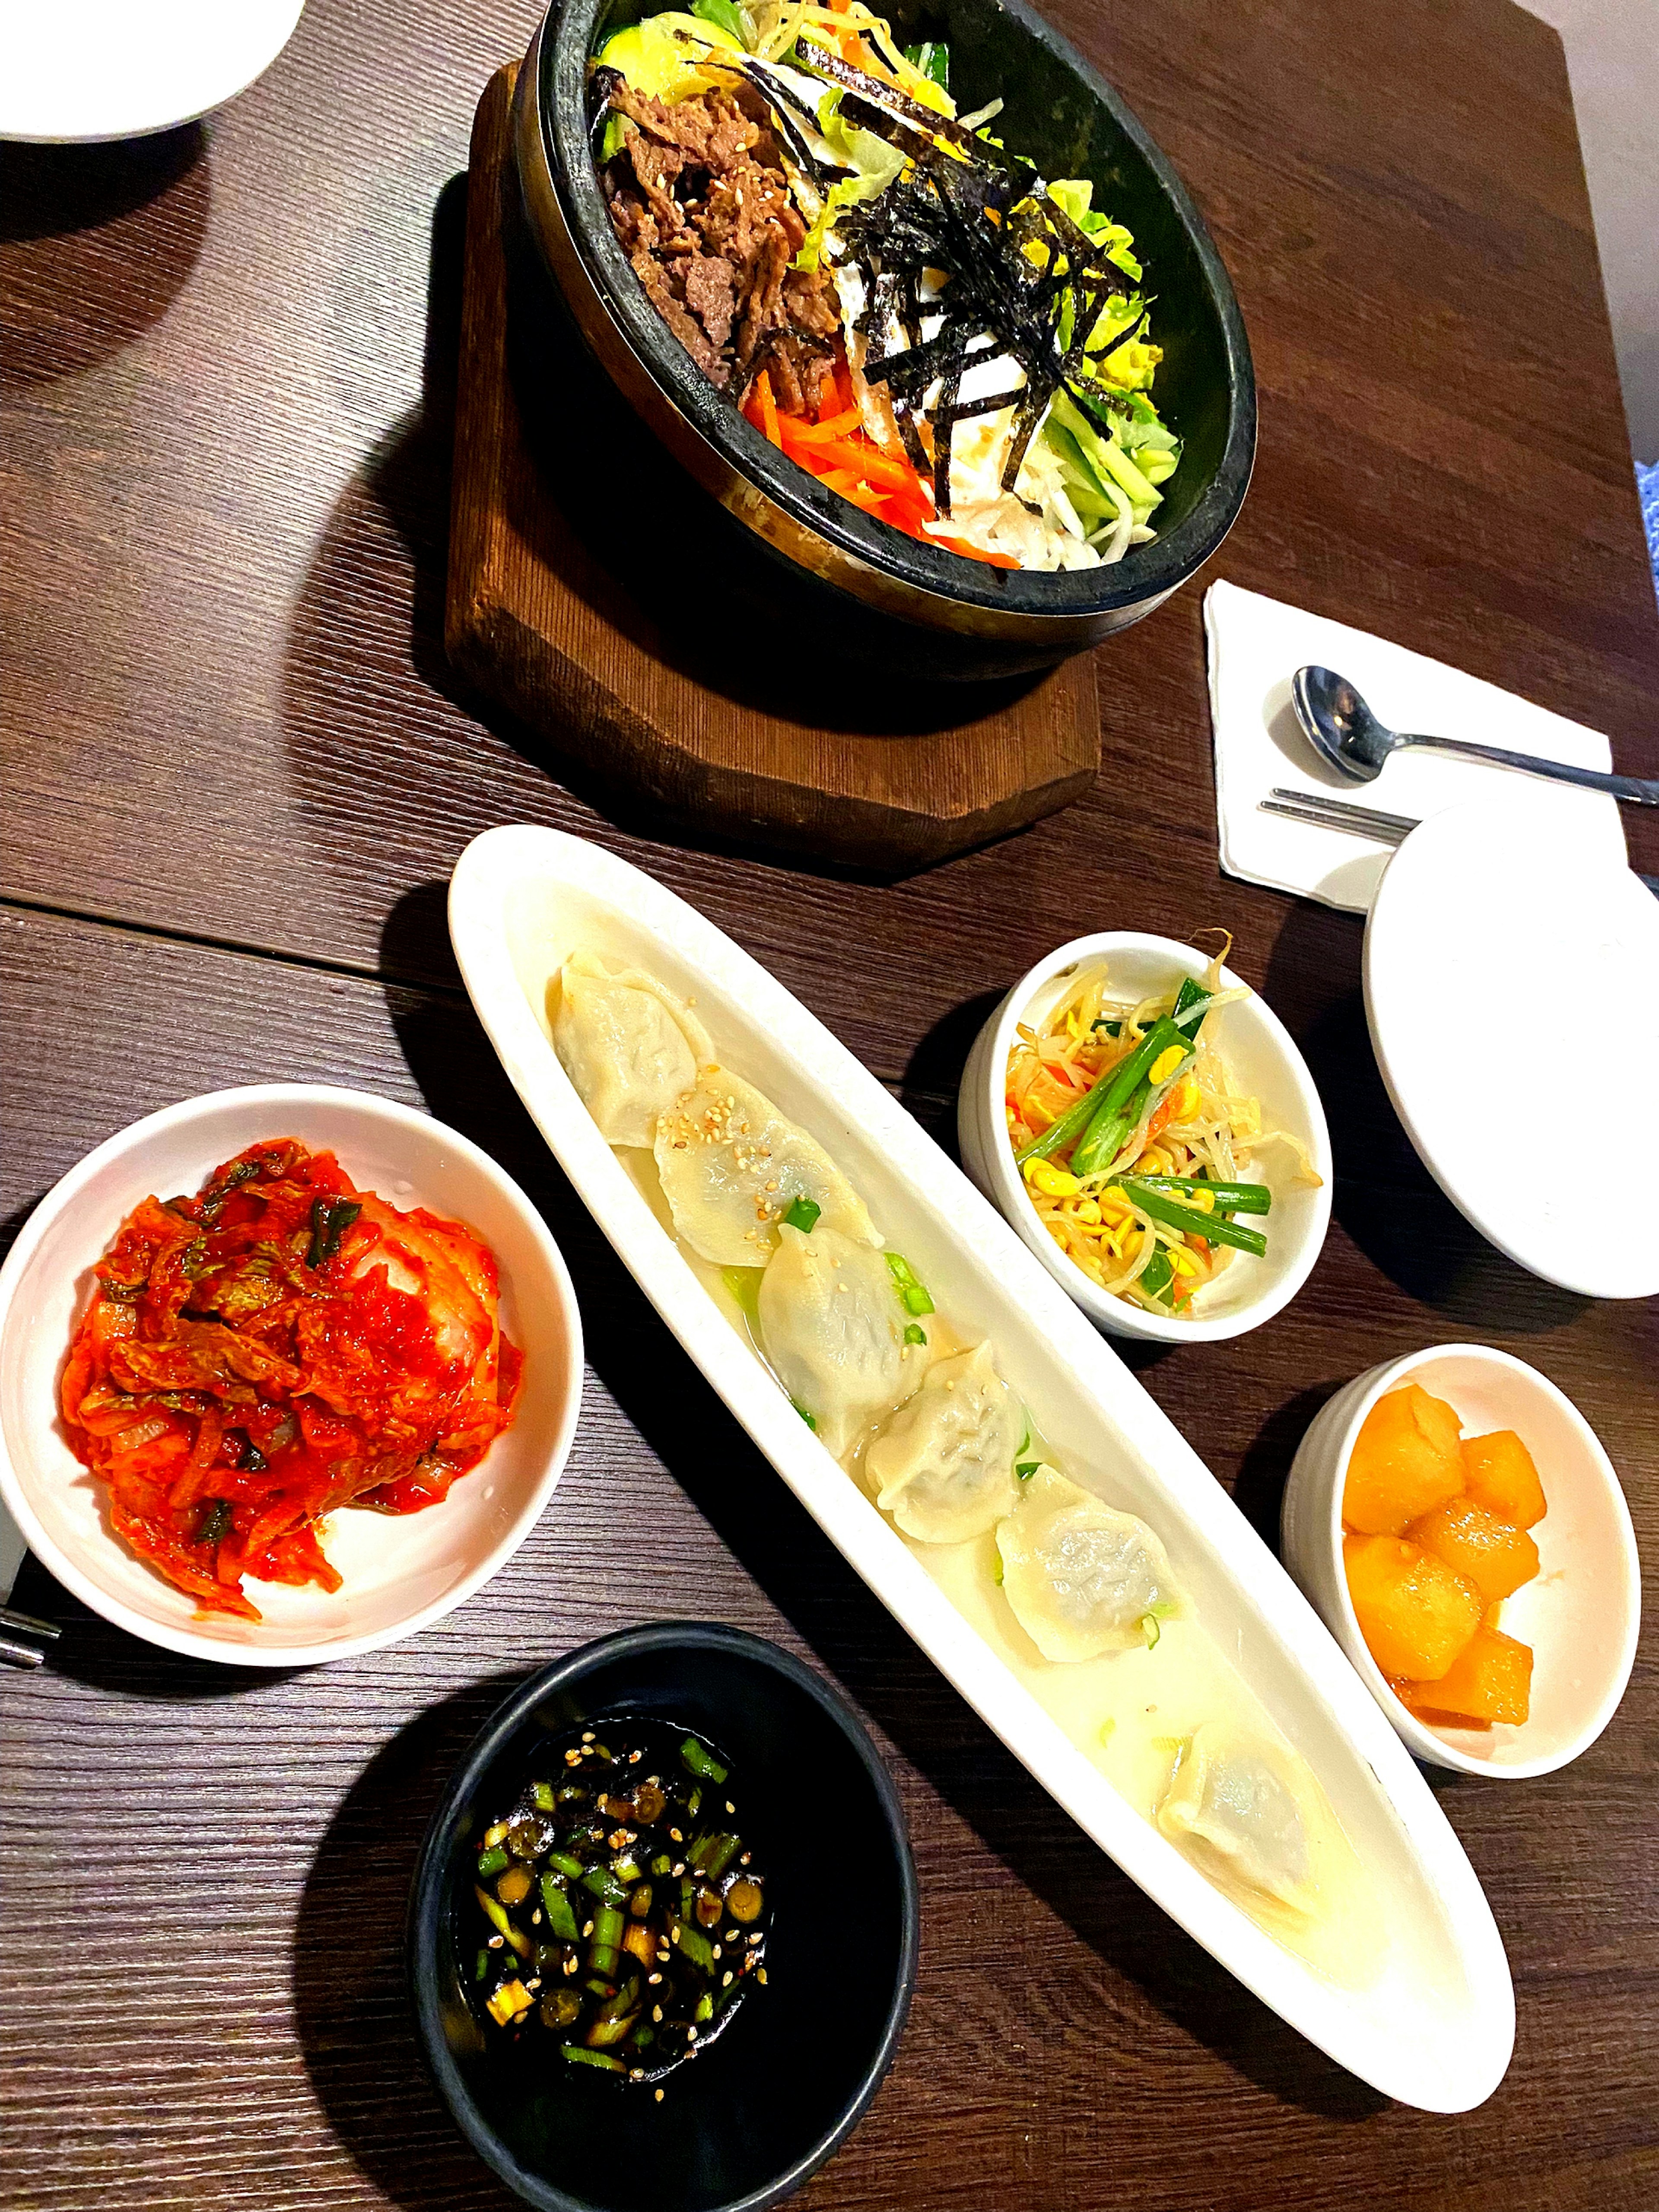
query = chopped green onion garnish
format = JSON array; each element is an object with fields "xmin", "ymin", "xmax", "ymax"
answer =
[
  {"xmin": 781, "ymin": 1195, "xmax": 821, "ymax": 1233},
  {"xmin": 903, "ymin": 1323, "xmax": 927, "ymax": 1346},
  {"xmin": 680, "ymin": 1738, "xmax": 728, "ymax": 1785}
]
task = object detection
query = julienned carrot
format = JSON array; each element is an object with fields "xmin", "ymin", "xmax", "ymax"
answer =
[
  {"xmin": 934, "ymin": 535, "xmax": 1020, "ymax": 569},
  {"xmin": 753, "ymin": 369, "xmax": 781, "ymax": 448},
  {"xmin": 789, "ymin": 407, "xmax": 865, "ymax": 444},
  {"xmin": 746, "ymin": 359, "xmax": 1018, "ymax": 570}
]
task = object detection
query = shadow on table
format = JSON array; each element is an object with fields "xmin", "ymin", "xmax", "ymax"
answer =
[
  {"xmin": 294, "ymin": 1674, "xmax": 529, "ymax": 2212},
  {"xmin": 0, "ymin": 124, "xmax": 208, "ymax": 388},
  {"xmin": 1262, "ymin": 902, "xmax": 1589, "ymax": 1332},
  {"xmin": 373, "ymin": 953, "xmax": 1386, "ymax": 2128}
]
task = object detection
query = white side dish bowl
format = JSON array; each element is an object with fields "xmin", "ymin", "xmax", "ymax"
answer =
[
  {"xmin": 958, "ymin": 931, "xmax": 1333, "ymax": 1341},
  {"xmin": 450, "ymin": 824, "xmax": 1514, "ymax": 2113},
  {"xmin": 1281, "ymin": 1344, "xmax": 1641, "ymax": 1778},
  {"xmin": 0, "ymin": 0, "xmax": 305, "ymax": 143},
  {"xmin": 0, "ymin": 1085, "xmax": 582, "ymax": 1666},
  {"xmin": 1364, "ymin": 796, "xmax": 1659, "ymax": 1299}
]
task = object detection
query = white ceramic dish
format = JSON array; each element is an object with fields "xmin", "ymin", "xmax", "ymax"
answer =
[
  {"xmin": 1281, "ymin": 1344, "xmax": 1640, "ymax": 1778},
  {"xmin": 0, "ymin": 1086, "xmax": 582, "ymax": 1666},
  {"xmin": 958, "ymin": 932, "xmax": 1332, "ymax": 1342},
  {"xmin": 449, "ymin": 824, "xmax": 1514, "ymax": 2112},
  {"xmin": 0, "ymin": 0, "xmax": 303, "ymax": 143},
  {"xmin": 1364, "ymin": 796, "xmax": 1659, "ymax": 1299}
]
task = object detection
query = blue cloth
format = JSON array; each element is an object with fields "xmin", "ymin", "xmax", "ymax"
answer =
[{"xmin": 1640, "ymin": 461, "xmax": 1659, "ymax": 602}]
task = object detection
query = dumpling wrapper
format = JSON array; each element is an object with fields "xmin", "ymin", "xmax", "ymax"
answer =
[
  {"xmin": 867, "ymin": 1341, "xmax": 1022, "ymax": 1545},
  {"xmin": 1156, "ymin": 1722, "xmax": 1317, "ymax": 1918},
  {"xmin": 757, "ymin": 1222, "xmax": 915, "ymax": 1459},
  {"xmin": 655, "ymin": 1067, "xmax": 878, "ymax": 1269},
  {"xmin": 995, "ymin": 1464, "xmax": 1183, "ymax": 1662},
  {"xmin": 551, "ymin": 952, "xmax": 713, "ymax": 1149}
]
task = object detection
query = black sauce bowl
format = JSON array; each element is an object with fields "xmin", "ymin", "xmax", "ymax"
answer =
[
  {"xmin": 511, "ymin": 0, "xmax": 1255, "ymax": 677},
  {"xmin": 407, "ymin": 1624, "xmax": 918, "ymax": 2212}
]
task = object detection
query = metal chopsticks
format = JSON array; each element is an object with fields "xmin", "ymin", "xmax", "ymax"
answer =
[
  {"xmin": 1259, "ymin": 787, "xmax": 1659, "ymax": 896},
  {"xmin": 0, "ymin": 1603, "xmax": 62, "ymax": 1671}
]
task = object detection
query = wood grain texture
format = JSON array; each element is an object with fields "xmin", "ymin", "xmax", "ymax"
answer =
[
  {"xmin": 1, "ymin": 0, "xmax": 1658, "ymax": 2202},
  {"xmin": 446, "ymin": 67, "xmax": 1100, "ymax": 870}
]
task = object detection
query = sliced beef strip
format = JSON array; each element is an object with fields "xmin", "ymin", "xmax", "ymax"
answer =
[
  {"xmin": 682, "ymin": 254, "xmax": 737, "ymax": 352},
  {"xmin": 602, "ymin": 82, "xmax": 845, "ymax": 414}
]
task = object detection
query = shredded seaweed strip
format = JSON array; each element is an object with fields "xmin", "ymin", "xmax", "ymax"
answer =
[{"xmin": 706, "ymin": 38, "xmax": 1144, "ymax": 515}]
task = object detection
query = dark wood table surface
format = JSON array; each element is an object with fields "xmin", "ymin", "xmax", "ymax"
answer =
[{"xmin": 3, "ymin": 0, "xmax": 1657, "ymax": 2206}]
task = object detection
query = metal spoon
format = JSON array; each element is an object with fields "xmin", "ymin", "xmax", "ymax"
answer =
[{"xmin": 1291, "ymin": 665, "xmax": 1659, "ymax": 805}]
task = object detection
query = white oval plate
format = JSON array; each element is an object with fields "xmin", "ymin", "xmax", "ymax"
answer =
[
  {"xmin": 0, "ymin": 0, "xmax": 303, "ymax": 143},
  {"xmin": 1364, "ymin": 796, "xmax": 1659, "ymax": 1298},
  {"xmin": 449, "ymin": 825, "xmax": 1514, "ymax": 2111}
]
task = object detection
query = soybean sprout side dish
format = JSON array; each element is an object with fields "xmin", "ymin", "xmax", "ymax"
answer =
[
  {"xmin": 469, "ymin": 1721, "xmax": 769, "ymax": 2089},
  {"xmin": 1004, "ymin": 944, "xmax": 1321, "ymax": 1314},
  {"xmin": 589, "ymin": 0, "xmax": 1182, "ymax": 572}
]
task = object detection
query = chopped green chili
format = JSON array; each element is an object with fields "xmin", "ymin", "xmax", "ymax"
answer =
[
  {"xmin": 680, "ymin": 1738, "xmax": 728, "ymax": 1784},
  {"xmin": 196, "ymin": 1499, "xmax": 232, "ymax": 1546}
]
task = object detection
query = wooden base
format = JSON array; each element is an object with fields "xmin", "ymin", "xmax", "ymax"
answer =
[{"xmin": 445, "ymin": 65, "xmax": 1100, "ymax": 872}]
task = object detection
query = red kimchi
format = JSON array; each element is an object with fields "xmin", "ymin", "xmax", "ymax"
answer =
[{"xmin": 61, "ymin": 1138, "xmax": 524, "ymax": 1620}]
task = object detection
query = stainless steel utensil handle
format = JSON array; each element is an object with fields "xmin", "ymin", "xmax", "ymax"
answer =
[
  {"xmin": 0, "ymin": 1631, "xmax": 45, "ymax": 1669},
  {"xmin": 1396, "ymin": 733, "xmax": 1659, "ymax": 806}
]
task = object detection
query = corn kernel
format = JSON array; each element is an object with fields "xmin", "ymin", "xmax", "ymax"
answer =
[
  {"xmin": 1170, "ymin": 1078, "xmax": 1201, "ymax": 1120},
  {"xmin": 1024, "ymin": 1158, "xmax": 1081, "ymax": 1198},
  {"xmin": 1149, "ymin": 1046, "xmax": 1185, "ymax": 1086},
  {"xmin": 1166, "ymin": 1246, "xmax": 1200, "ymax": 1277},
  {"xmin": 1074, "ymin": 1199, "xmax": 1101, "ymax": 1225}
]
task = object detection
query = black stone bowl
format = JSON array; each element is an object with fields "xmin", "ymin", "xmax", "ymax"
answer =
[
  {"xmin": 511, "ymin": 0, "xmax": 1254, "ymax": 678},
  {"xmin": 407, "ymin": 1624, "xmax": 919, "ymax": 2212}
]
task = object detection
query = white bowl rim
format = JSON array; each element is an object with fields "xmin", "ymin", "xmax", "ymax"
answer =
[
  {"xmin": 1311, "ymin": 1344, "xmax": 1641, "ymax": 1778},
  {"xmin": 0, "ymin": 1082, "xmax": 584, "ymax": 1667},
  {"xmin": 965, "ymin": 929, "xmax": 1334, "ymax": 1342}
]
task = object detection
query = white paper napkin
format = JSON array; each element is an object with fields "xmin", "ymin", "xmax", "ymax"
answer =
[{"xmin": 1204, "ymin": 580, "xmax": 1627, "ymax": 913}]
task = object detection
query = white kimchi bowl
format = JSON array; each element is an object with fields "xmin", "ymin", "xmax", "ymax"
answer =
[
  {"xmin": 957, "ymin": 932, "xmax": 1332, "ymax": 1343},
  {"xmin": 0, "ymin": 1085, "xmax": 582, "ymax": 1666}
]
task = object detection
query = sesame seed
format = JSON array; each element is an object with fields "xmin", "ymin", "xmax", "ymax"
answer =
[
  {"xmin": 725, "ymin": 1929, "xmax": 737, "ymax": 1943},
  {"xmin": 563, "ymin": 1956, "xmax": 578, "ymax": 1975},
  {"xmin": 582, "ymin": 1732, "xmax": 594, "ymax": 1744},
  {"xmin": 747, "ymin": 1931, "xmax": 763, "ymax": 1945},
  {"xmin": 738, "ymin": 1852, "xmax": 750, "ymax": 1866},
  {"xmin": 526, "ymin": 1978, "xmax": 541, "ymax": 1992},
  {"xmin": 757, "ymin": 1968, "xmax": 767, "ymax": 1985},
  {"xmin": 687, "ymin": 2027, "xmax": 699, "ymax": 2042},
  {"xmin": 724, "ymin": 1801, "xmax": 734, "ymax": 1815},
  {"xmin": 630, "ymin": 2068, "xmax": 645, "ymax": 2081},
  {"xmin": 582, "ymin": 1920, "xmax": 594, "ymax": 1939},
  {"xmin": 722, "ymin": 1970, "xmax": 733, "ymax": 1986},
  {"xmin": 629, "ymin": 1750, "xmax": 642, "ymax": 1764},
  {"xmin": 712, "ymin": 1944, "xmax": 722, "ymax": 1960},
  {"xmin": 648, "ymin": 1972, "xmax": 662, "ymax": 1985},
  {"xmin": 672, "ymin": 1861, "xmax": 686, "ymax": 1877},
  {"xmin": 652, "ymin": 2005, "xmax": 663, "ymax": 2023},
  {"xmin": 655, "ymin": 2088, "xmax": 664, "ymax": 2103},
  {"xmin": 531, "ymin": 1910, "xmax": 542, "ymax": 1926},
  {"xmin": 670, "ymin": 1828, "xmax": 683, "ymax": 1843},
  {"xmin": 488, "ymin": 1934, "xmax": 504, "ymax": 1949},
  {"xmin": 564, "ymin": 1749, "xmax": 581, "ymax": 1765}
]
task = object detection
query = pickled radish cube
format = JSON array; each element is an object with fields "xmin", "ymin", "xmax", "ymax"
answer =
[
  {"xmin": 1405, "ymin": 1496, "xmax": 1540, "ymax": 1605},
  {"xmin": 1461, "ymin": 1430, "xmax": 1547, "ymax": 1529},
  {"xmin": 1401, "ymin": 1626, "xmax": 1533, "ymax": 1727},
  {"xmin": 1343, "ymin": 1532, "xmax": 1483, "ymax": 1681},
  {"xmin": 1341, "ymin": 1386, "xmax": 1466, "ymax": 1536}
]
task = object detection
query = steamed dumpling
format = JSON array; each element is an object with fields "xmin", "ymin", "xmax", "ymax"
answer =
[
  {"xmin": 655, "ymin": 1068, "xmax": 878, "ymax": 1269},
  {"xmin": 995, "ymin": 1465, "xmax": 1183, "ymax": 1662},
  {"xmin": 866, "ymin": 1342, "xmax": 1021, "ymax": 1545},
  {"xmin": 1156, "ymin": 1724, "xmax": 1316, "ymax": 1917},
  {"xmin": 757, "ymin": 1222, "xmax": 914, "ymax": 1458},
  {"xmin": 551, "ymin": 953, "xmax": 712, "ymax": 1148}
]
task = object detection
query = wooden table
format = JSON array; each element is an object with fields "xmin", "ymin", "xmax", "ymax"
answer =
[{"xmin": 3, "ymin": 0, "xmax": 1656, "ymax": 2205}]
